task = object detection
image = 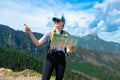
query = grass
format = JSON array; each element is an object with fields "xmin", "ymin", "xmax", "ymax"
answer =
[{"xmin": 67, "ymin": 62, "xmax": 120, "ymax": 80}]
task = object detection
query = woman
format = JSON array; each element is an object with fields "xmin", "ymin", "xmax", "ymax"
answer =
[{"xmin": 24, "ymin": 15, "xmax": 76, "ymax": 80}]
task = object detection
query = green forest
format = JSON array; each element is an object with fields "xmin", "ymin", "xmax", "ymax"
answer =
[
  {"xmin": 1, "ymin": 46, "xmax": 120, "ymax": 80},
  {"xmin": 0, "ymin": 46, "xmax": 43, "ymax": 73}
]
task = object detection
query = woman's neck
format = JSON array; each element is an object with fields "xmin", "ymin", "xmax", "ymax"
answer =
[{"xmin": 55, "ymin": 27, "xmax": 62, "ymax": 33}]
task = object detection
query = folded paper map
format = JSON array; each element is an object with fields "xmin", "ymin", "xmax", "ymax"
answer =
[{"xmin": 51, "ymin": 33, "xmax": 78, "ymax": 47}]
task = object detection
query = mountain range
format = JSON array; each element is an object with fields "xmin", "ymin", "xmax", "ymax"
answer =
[
  {"xmin": 1, "ymin": 24, "xmax": 120, "ymax": 80},
  {"xmin": 0, "ymin": 24, "xmax": 120, "ymax": 55},
  {"xmin": 78, "ymin": 33, "xmax": 120, "ymax": 54},
  {"xmin": 0, "ymin": 24, "xmax": 48, "ymax": 57}
]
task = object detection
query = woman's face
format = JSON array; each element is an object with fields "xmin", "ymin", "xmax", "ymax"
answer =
[{"xmin": 54, "ymin": 20, "xmax": 64, "ymax": 29}]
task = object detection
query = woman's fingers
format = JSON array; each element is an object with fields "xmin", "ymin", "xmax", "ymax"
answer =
[{"xmin": 24, "ymin": 24, "xmax": 31, "ymax": 33}]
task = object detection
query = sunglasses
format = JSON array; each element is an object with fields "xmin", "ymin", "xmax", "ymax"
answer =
[
  {"xmin": 56, "ymin": 20, "xmax": 64, "ymax": 23},
  {"xmin": 56, "ymin": 20, "xmax": 60, "ymax": 23}
]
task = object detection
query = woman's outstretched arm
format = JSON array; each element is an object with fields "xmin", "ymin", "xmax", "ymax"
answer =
[{"xmin": 24, "ymin": 24, "xmax": 46, "ymax": 47}]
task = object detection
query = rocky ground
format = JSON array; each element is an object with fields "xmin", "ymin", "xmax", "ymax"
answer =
[
  {"xmin": 0, "ymin": 68, "xmax": 55, "ymax": 80},
  {"xmin": 0, "ymin": 76, "xmax": 41, "ymax": 80}
]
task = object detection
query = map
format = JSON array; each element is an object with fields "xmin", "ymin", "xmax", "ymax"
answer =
[{"xmin": 51, "ymin": 33, "xmax": 78, "ymax": 47}]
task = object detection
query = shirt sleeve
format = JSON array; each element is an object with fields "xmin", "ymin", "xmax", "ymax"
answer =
[{"xmin": 41, "ymin": 31, "xmax": 50, "ymax": 41}]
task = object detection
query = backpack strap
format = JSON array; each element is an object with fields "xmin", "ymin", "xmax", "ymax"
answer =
[
  {"xmin": 64, "ymin": 31, "xmax": 69, "ymax": 36},
  {"xmin": 50, "ymin": 29, "xmax": 56, "ymax": 41}
]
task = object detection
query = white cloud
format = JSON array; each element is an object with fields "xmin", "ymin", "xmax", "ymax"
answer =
[
  {"xmin": 0, "ymin": 0, "xmax": 96, "ymax": 34},
  {"xmin": 0, "ymin": 0, "xmax": 120, "ymax": 43},
  {"xmin": 64, "ymin": 11, "xmax": 95, "ymax": 28},
  {"xmin": 114, "ymin": 18, "xmax": 120, "ymax": 24},
  {"xmin": 91, "ymin": 20, "xmax": 107, "ymax": 33},
  {"xmin": 109, "ymin": 9, "xmax": 120, "ymax": 16},
  {"xmin": 91, "ymin": 0, "xmax": 120, "ymax": 43},
  {"xmin": 97, "ymin": 20, "xmax": 106, "ymax": 31},
  {"xmin": 105, "ymin": 0, "xmax": 120, "ymax": 4},
  {"xmin": 98, "ymin": 28, "xmax": 120, "ymax": 43},
  {"xmin": 94, "ymin": 2, "xmax": 108, "ymax": 12},
  {"xmin": 0, "ymin": 0, "xmax": 55, "ymax": 33},
  {"xmin": 105, "ymin": 0, "xmax": 120, "ymax": 11}
]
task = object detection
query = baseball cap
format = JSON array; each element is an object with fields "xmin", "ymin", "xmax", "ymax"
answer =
[{"xmin": 52, "ymin": 15, "xmax": 65, "ymax": 22}]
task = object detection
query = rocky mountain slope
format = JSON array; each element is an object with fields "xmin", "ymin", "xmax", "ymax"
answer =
[{"xmin": 1, "ymin": 24, "xmax": 120, "ymax": 80}]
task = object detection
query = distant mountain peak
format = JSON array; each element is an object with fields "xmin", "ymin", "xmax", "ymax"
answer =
[
  {"xmin": 0, "ymin": 24, "xmax": 15, "ymax": 32},
  {"xmin": 81, "ymin": 33, "xmax": 100, "ymax": 42},
  {"xmin": 86, "ymin": 33, "xmax": 99, "ymax": 38},
  {"xmin": 78, "ymin": 33, "xmax": 120, "ymax": 54}
]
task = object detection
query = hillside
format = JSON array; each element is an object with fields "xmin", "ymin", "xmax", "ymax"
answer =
[
  {"xmin": 0, "ymin": 46, "xmax": 43, "ymax": 73},
  {"xmin": 1, "ymin": 24, "xmax": 120, "ymax": 80},
  {"xmin": 1, "ymin": 46, "xmax": 120, "ymax": 80},
  {"xmin": 0, "ymin": 24, "xmax": 48, "ymax": 58},
  {"xmin": 66, "ymin": 46, "xmax": 120, "ymax": 80},
  {"xmin": 0, "ymin": 24, "xmax": 120, "ymax": 55},
  {"xmin": 78, "ymin": 33, "xmax": 120, "ymax": 54}
]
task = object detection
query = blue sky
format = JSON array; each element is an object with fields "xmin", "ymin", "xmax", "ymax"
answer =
[{"xmin": 0, "ymin": 0, "xmax": 120, "ymax": 43}]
